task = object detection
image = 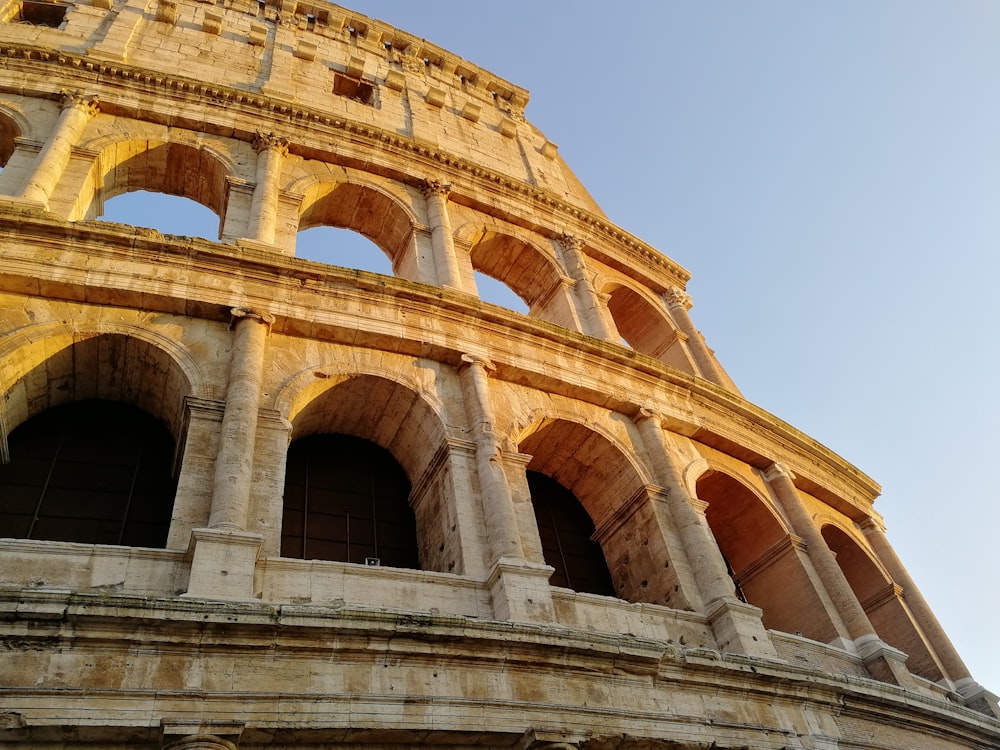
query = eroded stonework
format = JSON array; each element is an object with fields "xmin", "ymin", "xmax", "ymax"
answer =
[{"xmin": 0, "ymin": 2, "xmax": 997, "ymax": 749}]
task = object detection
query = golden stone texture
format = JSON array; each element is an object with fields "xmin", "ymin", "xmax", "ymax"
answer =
[{"xmin": 0, "ymin": 2, "xmax": 997, "ymax": 749}]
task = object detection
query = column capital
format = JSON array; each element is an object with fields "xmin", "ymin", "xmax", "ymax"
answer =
[
  {"xmin": 663, "ymin": 286, "xmax": 693, "ymax": 311},
  {"xmin": 422, "ymin": 178, "xmax": 452, "ymax": 198},
  {"xmin": 252, "ymin": 130, "xmax": 289, "ymax": 155},
  {"xmin": 459, "ymin": 352, "xmax": 496, "ymax": 373},
  {"xmin": 60, "ymin": 90, "xmax": 100, "ymax": 116},
  {"xmin": 230, "ymin": 307, "xmax": 275, "ymax": 327},
  {"xmin": 557, "ymin": 232, "xmax": 585, "ymax": 252},
  {"xmin": 763, "ymin": 461, "xmax": 796, "ymax": 483},
  {"xmin": 858, "ymin": 515, "xmax": 887, "ymax": 534},
  {"xmin": 636, "ymin": 406, "xmax": 664, "ymax": 426}
]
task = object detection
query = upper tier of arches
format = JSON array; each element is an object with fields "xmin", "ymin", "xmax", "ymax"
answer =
[{"xmin": 0, "ymin": 92, "xmax": 722, "ymax": 387}]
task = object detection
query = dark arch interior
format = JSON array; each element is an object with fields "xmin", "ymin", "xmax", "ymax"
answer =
[
  {"xmin": 281, "ymin": 433, "xmax": 419, "ymax": 569},
  {"xmin": 527, "ymin": 470, "xmax": 614, "ymax": 596},
  {"xmin": 0, "ymin": 400, "xmax": 177, "ymax": 547}
]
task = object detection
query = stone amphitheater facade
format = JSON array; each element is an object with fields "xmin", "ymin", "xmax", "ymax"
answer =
[{"xmin": 0, "ymin": 1, "xmax": 997, "ymax": 749}]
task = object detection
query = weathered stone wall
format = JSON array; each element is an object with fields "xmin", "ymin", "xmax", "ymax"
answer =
[{"xmin": 0, "ymin": 1, "xmax": 998, "ymax": 748}]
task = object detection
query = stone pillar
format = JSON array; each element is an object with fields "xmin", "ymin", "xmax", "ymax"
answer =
[
  {"xmin": 184, "ymin": 310, "xmax": 271, "ymax": 601},
  {"xmin": 859, "ymin": 517, "xmax": 974, "ymax": 686},
  {"xmin": 763, "ymin": 463, "xmax": 877, "ymax": 644},
  {"xmin": 209, "ymin": 308, "xmax": 273, "ymax": 531},
  {"xmin": 246, "ymin": 131, "xmax": 288, "ymax": 245},
  {"xmin": 635, "ymin": 409, "xmax": 776, "ymax": 658},
  {"xmin": 662, "ymin": 287, "xmax": 734, "ymax": 390},
  {"xmin": 558, "ymin": 234, "xmax": 616, "ymax": 341},
  {"xmin": 459, "ymin": 354, "xmax": 555, "ymax": 622},
  {"xmin": 458, "ymin": 354, "xmax": 523, "ymax": 562},
  {"xmin": 764, "ymin": 463, "xmax": 912, "ymax": 686},
  {"xmin": 423, "ymin": 180, "xmax": 463, "ymax": 289},
  {"xmin": 18, "ymin": 91, "xmax": 99, "ymax": 206}
]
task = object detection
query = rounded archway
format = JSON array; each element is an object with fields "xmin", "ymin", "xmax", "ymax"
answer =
[
  {"xmin": 1, "ymin": 331, "xmax": 193, "ymax": 443},
  {"xmin": 286, "ymin": 374, "xmax": 453, "ymax": 573},
  {"xmin": 467, "ymin": 229, "xmax": 568, "ymax": 322},
  {"xmin": 81, "ymin": 139, "xmax": 230, "ymax": 227},
  {"xmin": 698, "ymin": 470, "xmax": 843, "ymax": 642},
  {"xmin": 822, "ymin": 524, "xmax": 945, "ymax": 681},
  {"xmin": 0, "ymin": 332, "xmax": 193, "ymax": 549},
  {"xmin": 519, "ymin": 418, "xmax": 687, "ymax": 605},
  {"xmin": 605, "ymin": 284, "xmax": 696, "ymax": 374},
  {"xmin": 297, "ymin": 181, "xmax": 415, "ymax": 274}
]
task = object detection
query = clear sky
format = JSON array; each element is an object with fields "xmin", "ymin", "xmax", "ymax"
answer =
[{"xmin": 104, "ymin": 2, "xmax": 1000, "ymax": 693}]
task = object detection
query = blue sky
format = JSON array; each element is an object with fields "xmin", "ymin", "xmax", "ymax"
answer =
[{"xmin": 104, "ymin": 2, "xmax": 1000, "ymax": 693}]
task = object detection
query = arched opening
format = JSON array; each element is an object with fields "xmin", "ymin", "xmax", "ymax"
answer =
[
  {"xmin": 296, "ymin": 225, "xmax": 393, "ymax": 276},
  {"xmin": 527, "ymin": 470, "xmax": 613, "ymax": 596},
  {"xmin": 98, "ymin": 189, "xmax": 220, "ymax": 241},
  {"xmin": 286, "ymin": 375, "xmax": 452, "ymax": 573},
  {"xmin": 1, "ymin": 332, "xmax": 191, "ymax": 444},
  {"xmin": 519, "ymin": 418, "xmax": 688, "ymax": 606},
  {"xmin": 281, "ymin": 433, "xmax": 418, "ymax": 568},
  {"xmin": 0, "ymin": 400, "xmax": 177, "ymax": 548},
  {"xmin": 698, "ymin": 470, "xmax": 842, "ymax": 642},
  {"xmin": 468, "ymin": 230, "xmax": 571, "ymax": 323},
  {"xmin": 605, "ymin": 285, "xmax": 696, "ymax": 375},
  {"xmin": 297, "ymin": 182, "xmax": 413, "ymax": 276},
  {"xmin": 81, "ymin": 140, "xmax": 228, "ymax": 233},
  {"xmin": 822, "ymin": 525, "xmax": 944, "ymax": 681}
]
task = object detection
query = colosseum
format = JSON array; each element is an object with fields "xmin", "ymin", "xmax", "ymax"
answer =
[{"xmin": 0, "ymin": 1, "xmax": 997, "ymax": 749}]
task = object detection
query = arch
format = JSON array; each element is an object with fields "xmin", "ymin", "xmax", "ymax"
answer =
[
  {"xmin": 461, "ymin": 225, "xmax": 569, "ymax": 322},
  {"xmin": 518, "ymin": 417, "xmax": 667, "ymax": 603},
  {"xmin": 0, "ymin": 399, "xmax": 178, "ymax": 548},
  {"xmin": 79, "ymin": 136, "xmax": 233, "ymax": 226},
  {"xmin": 696, "ymin": 468, "xmax": 844, "ymax": 642},
  {"xmin": 284, "ymin": 373, "xmax": 455, "ymax": 573},
  {"xmin": 603, "ymin": 282, "xmax": 697, "ymax": 374},
  {"xmin": 287, "ymin": 373, "xmax": 446, "ymax": 486},
  {"xmin": 294, "ymin": 176, "xmax": 417, "ymax": 275},
  {"xmin": 822, "ymin": 523, "xmax": 945, "ymax": 681},
  {"xmin": 0, "ymin": 327, "xmax": 198, "ymax": 444},
  {"xmin": 281, "ymin": 433, "xmax": 419, "ymax": 569}
]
